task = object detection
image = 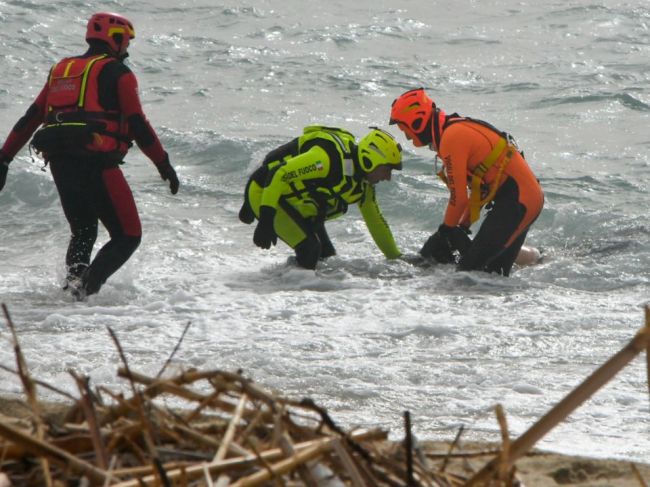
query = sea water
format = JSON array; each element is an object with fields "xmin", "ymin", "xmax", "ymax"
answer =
[{"xmin": 0, "ymin": 0, "xmax": 649, "ymax": 463}]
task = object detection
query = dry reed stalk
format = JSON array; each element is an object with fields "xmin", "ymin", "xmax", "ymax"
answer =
[
  {"xmin": 494, "ymin": 404, "xmax": 511, "ymax": 484},
  {"xmin": 109, "ymin": 460, "xmax": 194, "ymax": 478},
  {"xmin": 230, "ymin": 438, "xmax": 333, "ymax": 487},
  {"xmin": 213, "ymin": 393, "xmax": 248, "ymax": 463},
  {"xmin": 110, "ymin": 437, "xmax": 329, "ymax": 487},
  {"xmin": 631, "ymin": 462, "xmax": 649, "ymax": 487},
  {"xmin": 156, "ymin": 321, "xmax": 191, "ymax": 380},
  {"xmin": 69, "ymin": 371, "xmax": 108, "ymax": 470},
  {"xmin": 332, "ymin": 437, "xmax": 366, "ymax": 487},
  {"xmin": 107, "ymin": 326, "xmax": 170, "ymax": 487},
  {"xmin": 115, "ymin": 368, "xmax": 256, "ymax": 421},
  {"xmin": 238, "ymin": 408, "xmax": 269, "ymax": 448},
  {"xmin": 102, "ymin": 454, "xmax": 118, "ymax": 487},
  {"xmin": 646, "ymin": 305, "xmax": 650, "ymax": 409},
  {"xmin": 0, "ymin": 364, "xmax": 76, "ymax": 401},
  {"xmin": 110, "ymin": 429, "xmax": 382, "ymax": 487},
  {"xmin": 427, "ymin": 449, "xmax": 502, "ymax": 461},
  {"xmin": 279, "ymin": 432, "xmax": 319, "ymax": 487},
  {"xmin": 183, "ymin": 389, "xmax": 223, "ymax": 423},
  {"xmin": 411, "ymin": 450, "xmax": 436, "ymax": 487},
  {"xmin": 212, "ymin": 393, "xmax": 249, "ymax": 486},
  {"xmin": 2, "ymin": 304, "xmax": 53, "ymax": 487},
  {"xmin": 439, "ymin": 425, "xmax": 464, "ymax": 473},
  {"xmin": 404, "ymin": 411, "xmax": 414, "ymax": 486},
  {"xmin": 0, "ymin": 418, "xmax": 107, "ymax": 484}
]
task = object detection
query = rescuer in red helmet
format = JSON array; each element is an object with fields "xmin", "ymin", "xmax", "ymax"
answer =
[{"xmin": 0, "ymin": 12, "xmax": 180, "ymax": 299}]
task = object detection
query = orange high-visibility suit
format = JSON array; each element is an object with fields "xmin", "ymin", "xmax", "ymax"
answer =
[{"xmin": 437, "ymin": 119, "xmax": 544, "ymax": 275}]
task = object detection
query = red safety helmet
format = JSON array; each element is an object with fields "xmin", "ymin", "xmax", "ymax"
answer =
[
  {"xmin": 86, "ymin": 12, "xmax": 135, "ymax": 56},
  {"xmin": 389, "ymin": 88, "xmax": 434, "ymax": 147}
]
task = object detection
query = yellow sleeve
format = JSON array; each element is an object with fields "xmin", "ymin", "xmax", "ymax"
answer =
[
  {"xmin": 358, "ymin": 184, "xmax": 401, "ymax": 259},
  {"xmin": 260, "ymin": 145, "xmax": 332, "ymax": 209}
]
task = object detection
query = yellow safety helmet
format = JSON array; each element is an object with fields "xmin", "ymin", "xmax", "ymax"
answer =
[{"xmin": 357, "ymin": 127, "xmax": 402, "ymax": 173}]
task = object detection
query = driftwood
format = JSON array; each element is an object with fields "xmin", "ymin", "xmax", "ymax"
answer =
[{"xmin": 0, "ymin": 303, "xmax": 648, "ymax": 486}]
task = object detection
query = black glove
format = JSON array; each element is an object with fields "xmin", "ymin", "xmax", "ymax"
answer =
[
  {"xmin": 253, "ymin": 205, "xmax": 277, "ymax": 249},
  {"xmin": 420, "ymin": 224, "xmax": 472, "ymax": 263},
  {"xmin": 157, "ymin": 152, "xmax": 179, "ymax": 195},
  {"xmin": 445, "ymin": 225, "xmax": 472, "ymax": 256},
  {"xmin": 0, "ymin": 150, "xmax": 11, "ymax": 192},
  {"xmin": 420, "ymin": 231, "xmax": 454, "ymax": 263},
  {"xmin": 238, "ymin": 198, "xmax": 255, "ymax": 224}
]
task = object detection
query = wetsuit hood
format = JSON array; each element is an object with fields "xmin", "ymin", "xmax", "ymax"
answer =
[
  {"xmin": 85, "ymin": 39, "xmax": 128, "ymax": 60},
  {"xmin": 429, "ymin": 106, "xmax": 447, "ymax": 152}
]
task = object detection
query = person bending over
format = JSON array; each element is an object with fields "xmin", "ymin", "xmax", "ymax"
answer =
[
  {"xmin": 239, "ymin": 126, "xmax": 403, "ymax": 269},
  {"xmin": 389, "ymin": 88, "xmax": 543, "ymax": 276}
]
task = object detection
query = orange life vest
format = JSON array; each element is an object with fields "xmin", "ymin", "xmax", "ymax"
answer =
[
  {"xmin": 436, "ymin": 116, "xmax": 518, "ymax": 224},
  {"xmin": 42, "ymin": 54, "xmax": 130, "ymax": 155}
]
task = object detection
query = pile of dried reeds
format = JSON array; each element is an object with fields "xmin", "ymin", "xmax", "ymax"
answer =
[
  {"xmin": 1, "ymin": 304, "xmax": 649, "ymax": 487},
  {"xmin": 0, "ymin": 306, "xmax": 479, "ymax": 487},
  {"xmin": 0, "ymin": 365, "xmax": 467, "ymax": 486}
]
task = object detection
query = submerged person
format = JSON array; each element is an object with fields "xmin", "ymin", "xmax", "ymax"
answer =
[
  {"xmin": 239, "ymin": 126, "xmax": 403, "ymax": 269},
  {"xmin": 389, "ymin": 88, "xmax": 544, "ymax": 276},
  {"xmin": 0, "ymin": 12, "xmax": 179, "ymax": 299}
]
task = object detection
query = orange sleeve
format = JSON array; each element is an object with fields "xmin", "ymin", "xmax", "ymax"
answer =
[{"xmin": 438, "ymin": 127, "xmax": 472, "ymax": 226}]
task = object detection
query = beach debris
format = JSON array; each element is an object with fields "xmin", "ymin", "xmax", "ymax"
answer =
[{"xmin": 0, "ymin": 303, "xmax": 649, "ymax": 486}]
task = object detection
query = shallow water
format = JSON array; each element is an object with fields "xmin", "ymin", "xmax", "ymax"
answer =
[{"xmin": 0, "ymin": 0, "xmax": 649, "ymax": 462}]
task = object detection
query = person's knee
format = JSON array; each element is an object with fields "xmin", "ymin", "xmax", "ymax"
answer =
[
  {"xmin": 120, "ymin": 235, "xmax": 141, "ymax": 258},
  {"xmin": 81, "ymin": 235, "xmax": 141, "ymax": 297},
  {"xmin": 457, "ymin": 243, "xmax": 502, "ymax": 273},
  {"xmin": 484, "ymin": 259, "xmax": 511, "ymax": 276},
  {"xmin": 108, "ymin": 233, "xmax": 141, "ymax": 263}
]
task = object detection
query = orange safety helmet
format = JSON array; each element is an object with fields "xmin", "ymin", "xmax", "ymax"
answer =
[
  {"xmin": 389, "ymin": 88, "xmax": 434, "ymax": 147},
  {"xmin": 86, "ymin": 12, "xmax": 135, "ymax": 56}
]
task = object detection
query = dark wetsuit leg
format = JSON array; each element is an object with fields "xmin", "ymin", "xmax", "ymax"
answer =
[
  {"xmin": 484, "ymin": 230, "xmax": 528, "ymax": 276},
  {"xmin": 278, "ymin": 201, "xmax": 321, "ymax": 269},
  {"xmin": 50, "ymin": 158, "xmax": 141, "ymax": 296},
  {"xmin": 314, "ymin": 221, "xmax": 336, "ymax": 259},
  {"xmin": 83, "ymin": 166, "xmax": 142, "ymax": 295},
  {"xmin": 294, "ymin": 236, "xmax": 321, "ymax": 269},
  {"xmin": 50, "ymin": 158, "xmax": 99, "ymax": 277},
  {"xmin": 457, "ymin": 177, "xmax": 526, "ymax": 276},
  {"xmin": 294, "ymin": 220, "xmax": 335, "ymax": 268}
]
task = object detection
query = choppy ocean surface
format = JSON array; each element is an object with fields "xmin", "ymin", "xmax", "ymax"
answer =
[{"xmin": 1, "ymin": 0, "xmax": 649, "ymax": 463}]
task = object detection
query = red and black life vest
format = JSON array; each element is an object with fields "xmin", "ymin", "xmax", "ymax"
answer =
[{"xmin": 35, "ymin": 54, "xmax": 130, "ymax": 157}]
